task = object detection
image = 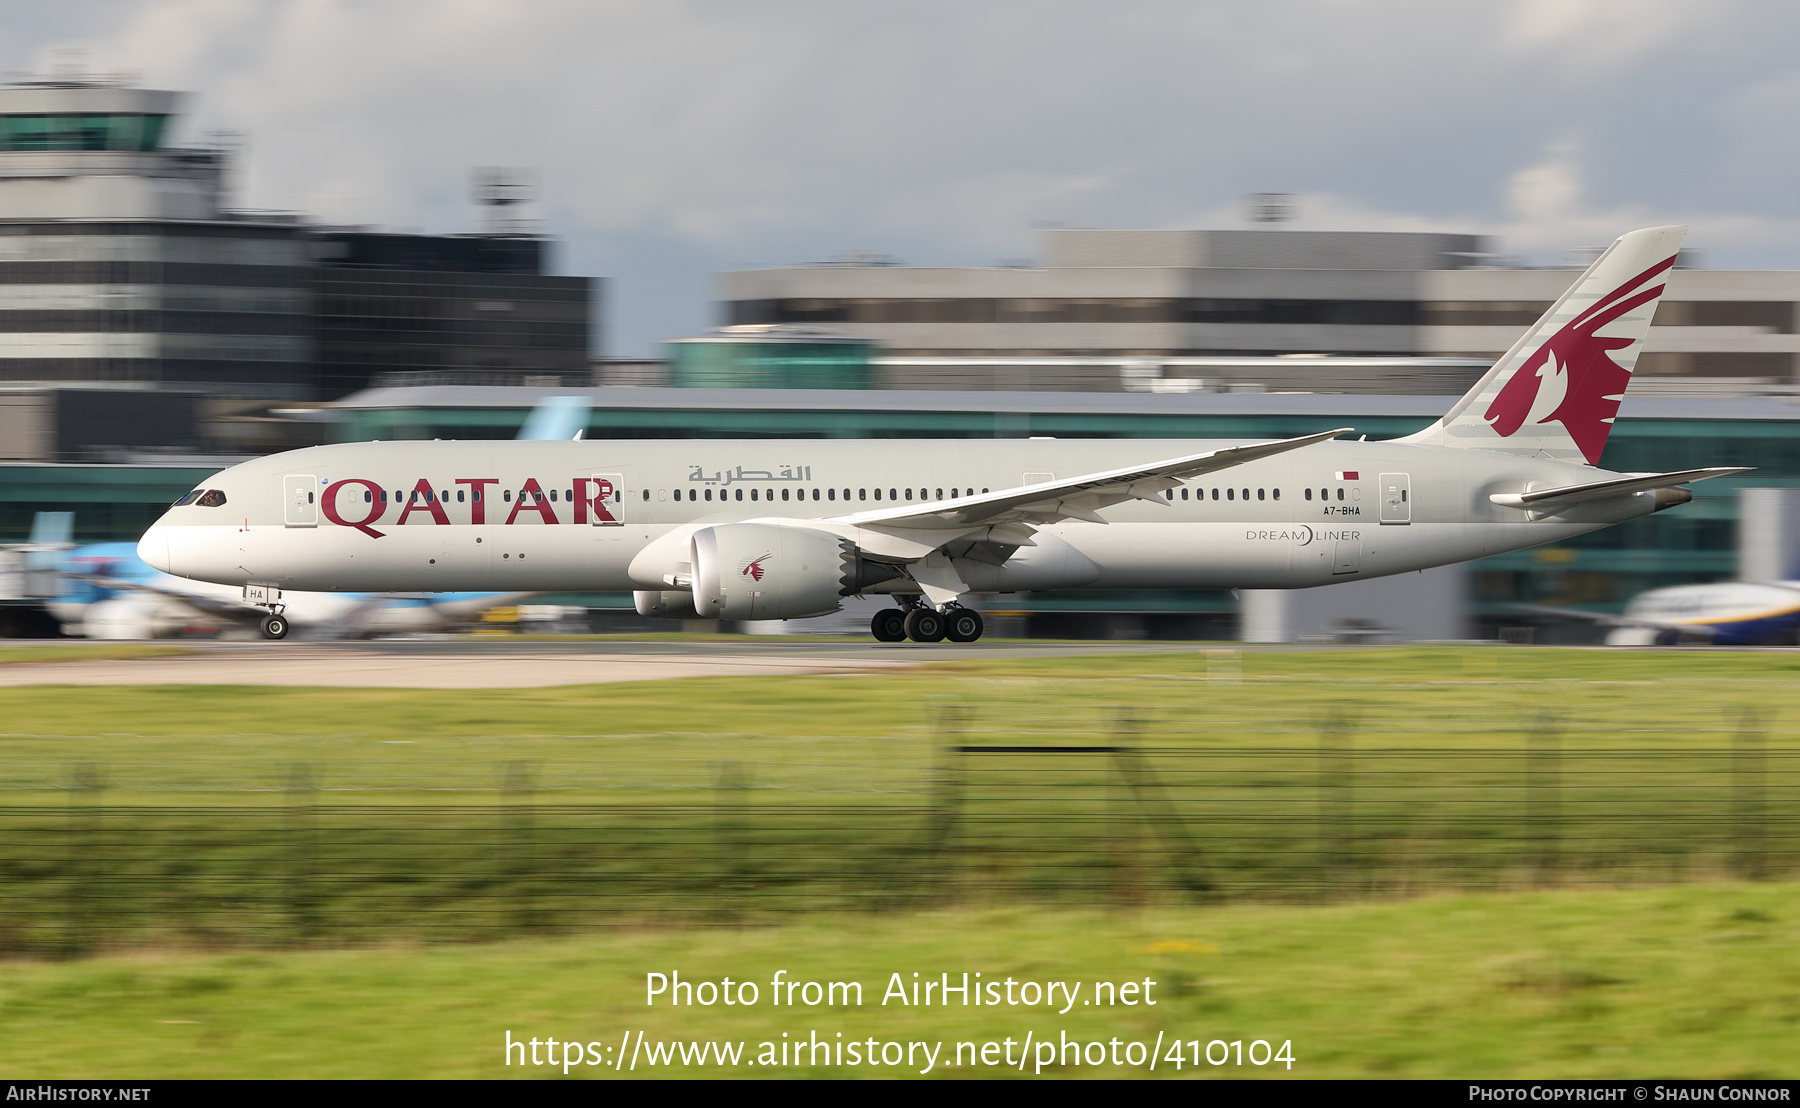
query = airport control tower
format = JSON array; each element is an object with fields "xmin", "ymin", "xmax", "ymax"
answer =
[
  {"xmin": 0, "ymin": 64, "xmax": 313, "ymax": 418},
  {"xmin": 0, "ymin": 65, "xmax": 592, "ymax": 458},
  {"xmin": 0, "ymin": 71, "xmax": 225, "ymax": 219}
]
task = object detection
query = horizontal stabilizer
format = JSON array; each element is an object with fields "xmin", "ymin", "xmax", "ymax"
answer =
[
  {"xmin": 69, "ymin": 573, "xmax": 256, "ymax": 620},
  {"xmin": 1489, "ymin": 467, "xmax": 1750, "ymax": 510}
]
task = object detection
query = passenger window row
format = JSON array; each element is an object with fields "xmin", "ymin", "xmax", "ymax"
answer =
[
  {"xmin": 644, "ymin": 487, "xmax": 992, "ymax": 503},
  {"xmin": 1164, "ymin": 487, "xmax": 1280, "ymax": 501},
  {"xmin": 360, "ymin": 488, "xmax": 485, "ymax": 503},
  {"xmin": 1304, "ymin": 488, "xmax": 1348, "ymax": 501},
  {"xmin": 349, "ymin": 486, "xmax": 623, "ymax": 505}
]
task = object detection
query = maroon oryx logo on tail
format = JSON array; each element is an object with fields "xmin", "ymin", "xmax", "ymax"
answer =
[
  {"xmin": 740, "ymin": 553, "xmax": 772, "ymax": 582},
  {"xmin": 1482, "ymin": 254, "xmax": 1675, "ymax": 465}
]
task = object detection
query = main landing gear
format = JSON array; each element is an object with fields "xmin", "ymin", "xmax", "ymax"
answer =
[{"xmin": 870, "ymin": 604, "xmax": 984, "ymax": 643}]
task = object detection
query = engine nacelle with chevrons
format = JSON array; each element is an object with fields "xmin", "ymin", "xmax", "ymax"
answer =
[{"xmin": 692, "ymin": 522, "xmax": 850, "ymax": 621}]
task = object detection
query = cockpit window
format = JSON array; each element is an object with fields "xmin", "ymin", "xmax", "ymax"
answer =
[
  {"xmin": 195, "ymin": 489, "xmax": 228, "ymax": 508},
  {"xmin": 172, "ymin": 490, "xmax": 204, "ymax": 506}
]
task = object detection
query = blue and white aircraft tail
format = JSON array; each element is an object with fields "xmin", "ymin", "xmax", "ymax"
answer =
[
  {"xmin": 1522, "ymin": 580, "xmax": 1800, "ymax": 646},
  {"xmin": 50, "ymin": 540, "xmax": 536, "ymax": 640}
]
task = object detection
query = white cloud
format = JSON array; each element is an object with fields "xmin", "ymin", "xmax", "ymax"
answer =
[{"xmin": 1502, "ymin": 0, "xmax": 1718, "ymax": 70}]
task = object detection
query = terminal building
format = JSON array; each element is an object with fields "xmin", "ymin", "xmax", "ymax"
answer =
[
  {"xmin": 0, "ymin": 68, "xmax": 594, "ymax": 465},
  {"xmin": 0, "ymin": 75, "xmax": 313, "ymax": 397},
  {"xmin": 313, "ymin": 229, "xmax": 591, "ymax": 397},
  {"xmin": 717, "ymin": 228, "xmax": 1800, "ymax": 395}
]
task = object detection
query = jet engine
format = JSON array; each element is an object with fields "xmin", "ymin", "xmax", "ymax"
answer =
[
  {"xmin": 80, "ymin": 597, "xmax": 172, "ymax": 640},
  {"xmin": 692, "ymin": 522, "xmax": 853, "ymax": 621}
]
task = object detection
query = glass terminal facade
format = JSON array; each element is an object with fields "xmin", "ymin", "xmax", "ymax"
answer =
[
  {"xmin": 0, "ymin": 113, "xmax": 169, "ymax": 151},
  {"xmin": 0, "ymin": 222, "xmax": 313, "ymax": 391},
  {"xmin": 314, "ymin": 233, "xmax": 591, "ymax": 398},
  {"xmin": 667, "ymin": 333, "xmax": 877, "ymax": 390}
]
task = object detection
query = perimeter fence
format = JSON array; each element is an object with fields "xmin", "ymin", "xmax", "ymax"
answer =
[{"xmin": 0, "ymin": 704, "xmax": 1795, "ymax": 957}]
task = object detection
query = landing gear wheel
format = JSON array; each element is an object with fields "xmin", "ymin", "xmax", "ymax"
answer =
[
  {"xmin": 870, "ymin": 608, "xmax": 907, "ymax": 642},
  {"xmin": 260, "ymin": 614, "xmax": 289, "ymax": 640},
  {"xmin": 903, "ymin": 607, "xmax": 946, "ymax": 643},
  {"xmin": 944, "ymin": 607, "xmax": 984, "ymax": 643}
]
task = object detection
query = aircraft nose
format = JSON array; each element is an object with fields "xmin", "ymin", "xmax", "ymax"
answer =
[{"xmin": 137, "ymin": 526, "xmax": 172, "ymax": 574}]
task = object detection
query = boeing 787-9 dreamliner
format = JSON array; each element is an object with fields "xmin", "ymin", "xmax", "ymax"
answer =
[{"xmin": 139, "ymin": 225, "xmax": 1747, "ymax": 642}]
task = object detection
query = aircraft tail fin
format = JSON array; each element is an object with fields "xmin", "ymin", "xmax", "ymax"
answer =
[
  {"xmin": 1399, "ymin": 225, "xmax": 1687, "ymax": 466},
  {"xmin": 28, "ymin": 511, "xmax": 73, "ymax": 547},
  {"xmin": 517, "ymin": 396, "xmax": 591, "ymax": 441}
]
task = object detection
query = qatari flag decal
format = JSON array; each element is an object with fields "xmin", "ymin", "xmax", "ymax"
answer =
[{"xmin": 1335, "ymin": 471, "xmax": 1359, "ymax": 480}]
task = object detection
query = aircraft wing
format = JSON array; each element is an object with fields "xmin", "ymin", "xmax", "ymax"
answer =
[
  {"xmin": 310, "ymin": 592, "xmax": 543, "ymax": 638},
  {"xmin": 303, "ymin": 595, "xmax": 396, "ymax": 639},
  {"xmin": 420, "ymin": 591, "xmax": 542, "ymax": 623},
  {"xmin": 1511, "ymin": 603, "xmax": 1721, "ymax": 639},
  {"xmin": 832, "ymin": 427, "xmax": 1353, "ymax": 534},
  {"xmin": 780, "ymin": 427, "xmax": 1350, "ymax": 602},
  {"xmin": 1490, "ymin": 467, "xmax": 1751, "ymax": 510},
  {"xmin": 69, "ymin": 574, "xmax": 264, "ymax": 624}
]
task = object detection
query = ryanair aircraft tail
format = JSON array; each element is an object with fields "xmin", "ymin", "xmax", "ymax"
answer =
[{"xmin": 1401, "ymin": 224, "xmax": 1687, "ymax": 466}]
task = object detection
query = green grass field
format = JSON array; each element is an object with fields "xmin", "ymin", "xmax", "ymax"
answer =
[
  {"xmin": 1, "ymin": 882, "xmax": 1794, "ymax": 1079},
  {"xmin": 0, "ymin": 643, "xmax": 187, "ymax": 665},
  {"xmin": 1, "ymin": 645, "xmax": 1796, "ymax": 1077},
  {"xmin": 2, "ymin": 645, "xmax": 1796, "ymax": 788},
  {"xmin": 1, "ymin": 646, "xmax": 1795, "ymax": 948}
]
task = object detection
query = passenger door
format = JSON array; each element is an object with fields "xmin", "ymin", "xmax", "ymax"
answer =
[
  {"xmin": 1379, "ymin": 473, "xmax": 1411, "ymax": 524},
  {"xmin": 283, "ymin": 475, "xmax": 317, "ymax": 527},
  {"xmin": 590, "ymin": 472, "xmax": 625, "ymax": 525}
]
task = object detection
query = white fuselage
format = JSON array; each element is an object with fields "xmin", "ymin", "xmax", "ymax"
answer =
[{"xmin": 138, "ymin": 437, "xmax": 1664, "ymax": 599}]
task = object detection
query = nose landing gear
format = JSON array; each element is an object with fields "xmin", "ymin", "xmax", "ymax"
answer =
[{"xmin": 245, "ymin": 585, "xmax": 289, "ymax": 640}]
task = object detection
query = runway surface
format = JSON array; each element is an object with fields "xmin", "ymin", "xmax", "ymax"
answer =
[{"xmin": 0, "ymin": 638, "xmax": 1209, "ymax": 689}]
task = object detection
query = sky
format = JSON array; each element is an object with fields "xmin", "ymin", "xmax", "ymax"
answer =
[{"xmin": 10, "ymin": 0, "xmax": 1800, "ymax": 355}]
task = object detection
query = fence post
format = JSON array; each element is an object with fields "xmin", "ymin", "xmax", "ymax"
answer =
[
  {"xmin": 1108, "ymin": 711, "xmax": 1146, "ymax": 907},
  {"xmin": 1732, "ymin": 708, "xmax": 1766, "ymax": 881},
  {"xmin": 1110, "ymin": 713, "xmax": 1212, "ymax": 901},
  {"xmin": 713, "ymin": 761, "xmax": 748, "ymax": 920},
  {"xmin": 501, "ymin": 761, "xmax": 539, "ymax": 933},
  {"xmin": 63, "ymin": 763, "xmax": 103, "ymax": 959},
  {"xmin": 1527, "ymin": 712, "xmax": 1562, "ymax": 883},
  {"xmin": 285, "ymin": 764, "xmax": 317, "ymax": 944},
  {"xmin": 903, "ymin": 706, "xmax": 966, "ymax": 904},
  {"xmin": 1316, "ymin": 708, "xmax": 1354, "ymax": 895}
]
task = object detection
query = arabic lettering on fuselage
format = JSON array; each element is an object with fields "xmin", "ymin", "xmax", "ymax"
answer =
[{"xmin": 687, "ymin": 465, "xmax": 813, "ymax": 486}]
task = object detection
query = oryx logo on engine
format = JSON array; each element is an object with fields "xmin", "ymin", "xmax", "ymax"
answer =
[{"xmin": 740, "ymin": 553, "xmax": 772, "ymax": 582}]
